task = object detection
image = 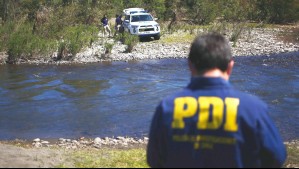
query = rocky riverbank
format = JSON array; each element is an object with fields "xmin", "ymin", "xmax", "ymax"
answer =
[
  {"xmin": 102, "ymin": 27, "xmax": 298, "ymax": 62},
  {"xmin": 57, "ymin": 27, "xmax": 299, "ymax": 63},
  {"xmin": 0, "ymin": 27, "xmax": 298, "ymax": 65},
  {"xmin": 29, "ymin": 137, "xmax": 148, "ymax": 149}
]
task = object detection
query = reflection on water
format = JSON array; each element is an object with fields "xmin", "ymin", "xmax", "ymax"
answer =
[{"xmin": 0, "ymin": 52, "xmax": 298, "ymax": 141}]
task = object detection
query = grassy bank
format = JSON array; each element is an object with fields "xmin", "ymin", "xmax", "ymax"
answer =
[
  {"xmin": 0, "ymin": 3, "xmax": 100, "ymax": 64},
  {"xmin": 61, "ymin": 142, "xmax": 298, "ymax": 168},
  {"xmin": 0, "ymin": 20, "xmax": 98, "ymax": 63},
  {"xmin": 0, "ymin": 140, "xmax": 297, "ymax": 168},
  {"xmin": 63, "ymin": 148, "xmax": 149, "ymax": 168}
]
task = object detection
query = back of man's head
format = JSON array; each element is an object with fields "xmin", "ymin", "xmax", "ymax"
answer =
[{"xmin": 188, "ymin": 33, "xmax": 232, "ymax": 74}]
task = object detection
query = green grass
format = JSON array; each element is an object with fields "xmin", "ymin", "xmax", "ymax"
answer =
[
  {"xmin": 68, "ymin": 148, "xmax": 149, "ymax": 168},
  {"xmin": 160, "ymin": 32, "xmax": 196, "ymax": 44},
  {"xmin": 56, "ymin": 142, "xmax": 298, "ymax": 168},
  {"xmin": 284, "ymin": 143, "xmax": 299, "ymax": 168},
  {"xmin": 159, "ymin": 22, "xmax": 294, "ymax": 45}
]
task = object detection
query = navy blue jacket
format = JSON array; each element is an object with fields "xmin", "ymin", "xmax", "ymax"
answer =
[
  {"xmin": 116, "ymin": 16, "xmax": 122, "ymax": 25},
  {"xmin": 147, "ymin": 77, "xmax": 287, "ymax": 168},
  {"xmin": 101, "ymin": 17, "xmax": 109, "ymax": 26}
]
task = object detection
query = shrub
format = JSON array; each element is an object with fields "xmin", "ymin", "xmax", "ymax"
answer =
[
  {"xmin": 104, "ymin": 42, "xmax": 114, "ymax": 54},
  {"xmin": 124, "ymin": 33, "xmax": 139, "ymax": 53},
  {"xmin": 59, "ymin": 25, "xmax": 98, "ymax": 59},
  {"xmin": 116, "ymin": 32, "xmax": 139, "ymax": 53},
  {"xmin": 230, "ymin": 23, "xmax": 245, "ymax": 46},
  {"xmin": 3, "ymin": 20, "xmax": 98, "ymax": 62},
  {"xmin": 6, "ymin": 22, "xmax": 56, "ymax": 63}
]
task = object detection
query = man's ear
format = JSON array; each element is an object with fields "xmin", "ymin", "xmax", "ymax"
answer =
[
  {"xmin": 227, "ymin": 60, "xmax": 234, "ymax": 76},
  {"xmin": 188, "ymin": 60, "xmax": 197, "ymax": 76}
]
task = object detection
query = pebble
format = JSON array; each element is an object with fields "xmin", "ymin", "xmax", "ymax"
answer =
[{"xmin": 33, "ymin": 138, "xmax": 41, "ymax": 142}]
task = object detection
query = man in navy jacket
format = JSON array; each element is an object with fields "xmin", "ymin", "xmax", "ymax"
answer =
[
  {"xmin": 147, "ymin": 33, "xmax": 287, "ymax": 168},
  {"xmin": 101, "ymin": 14, "xmax": 111, "ymax": 37}
]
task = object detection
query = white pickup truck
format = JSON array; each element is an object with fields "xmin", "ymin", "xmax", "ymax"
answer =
[{"xmin": 122, "ymin": 8, "xmax": 161, "ymax": 40}]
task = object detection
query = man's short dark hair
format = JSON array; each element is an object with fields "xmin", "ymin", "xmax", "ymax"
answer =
[{"xmin": 188, "ymin": 32, "xmax": 232, "ymax": 73}]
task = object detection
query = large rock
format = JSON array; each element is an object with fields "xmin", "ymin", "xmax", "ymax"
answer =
[{"xmin": 0, "ymin": 52, "xmax": 7, "ymax": 64}]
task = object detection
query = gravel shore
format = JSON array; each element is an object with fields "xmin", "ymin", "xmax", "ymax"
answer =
[
  {"xmin": 30, "ymin": 137, "xmax": 149, "ymax": 149},
  {"xmin": 0, "ymin": 27, "xmax": 298, "ymax": 65}
]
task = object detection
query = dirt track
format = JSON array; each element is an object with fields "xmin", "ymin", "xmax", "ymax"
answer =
[{"xmin": 0, "ymin": 144, "xmax": 67, "ymax": 168}]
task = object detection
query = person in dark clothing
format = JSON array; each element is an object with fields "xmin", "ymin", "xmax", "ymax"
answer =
[
  {"xmin": 101, "ymin": 14, "xmax": 111, "ymax": 37},
  {"xmin": 114, "ymin": 14, "xmax": 123, "ymax": 36},
  {"xmin": 147, "ymin": 33, "xmax": 287, "ymax": 168}
]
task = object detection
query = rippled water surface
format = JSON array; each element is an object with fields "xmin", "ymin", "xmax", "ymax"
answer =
[{"xmin": 0, "ymin": 52, "xmax": 298, "ymax": 141}]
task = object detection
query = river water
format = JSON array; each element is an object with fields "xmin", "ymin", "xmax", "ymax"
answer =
[{"xmin": 0, "ymin": 52, "xmax": 298, "ymax": 141}]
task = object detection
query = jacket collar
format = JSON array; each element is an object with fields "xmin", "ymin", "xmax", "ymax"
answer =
[{"xmin": 187, "ymin": 77, "xmax": 232, "ymax": 90}]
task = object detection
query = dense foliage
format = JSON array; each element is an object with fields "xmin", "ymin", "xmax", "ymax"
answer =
[{"xmin": 0, "ymin": 0, "xmax": 298, "ymax": 62}]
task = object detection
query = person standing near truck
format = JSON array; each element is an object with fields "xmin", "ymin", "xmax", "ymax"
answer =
[{"xmin": 114, "ymin": 14, "xmax": 123, "ymax": 36}]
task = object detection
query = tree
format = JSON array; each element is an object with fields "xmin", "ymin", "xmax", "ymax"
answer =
[
  {"xmin": 164, "ymin": 0, "xmax": 179, "ymax": 21},
  {"xmin": 255, "ymin": 0, "xmax": 299, "ymax": 24},
  {"xmin": 187, "ymin": 0, "xmax": 219, "ymax": 24},
  {"xmin": 144, "ymin": 0, "xmax": 166, "ymax": 20},
  {"xmin": 123, "ymin": 0, "xmax": 143, "ymax": 8},
  {"xmin": 1, "ymin": 0, "xmax": 19, "ymax": 22}
]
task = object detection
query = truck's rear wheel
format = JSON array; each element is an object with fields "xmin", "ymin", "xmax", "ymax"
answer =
[{"xmin": 154, "ymin": 34, "xmax": 160, "ymax": 40}]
